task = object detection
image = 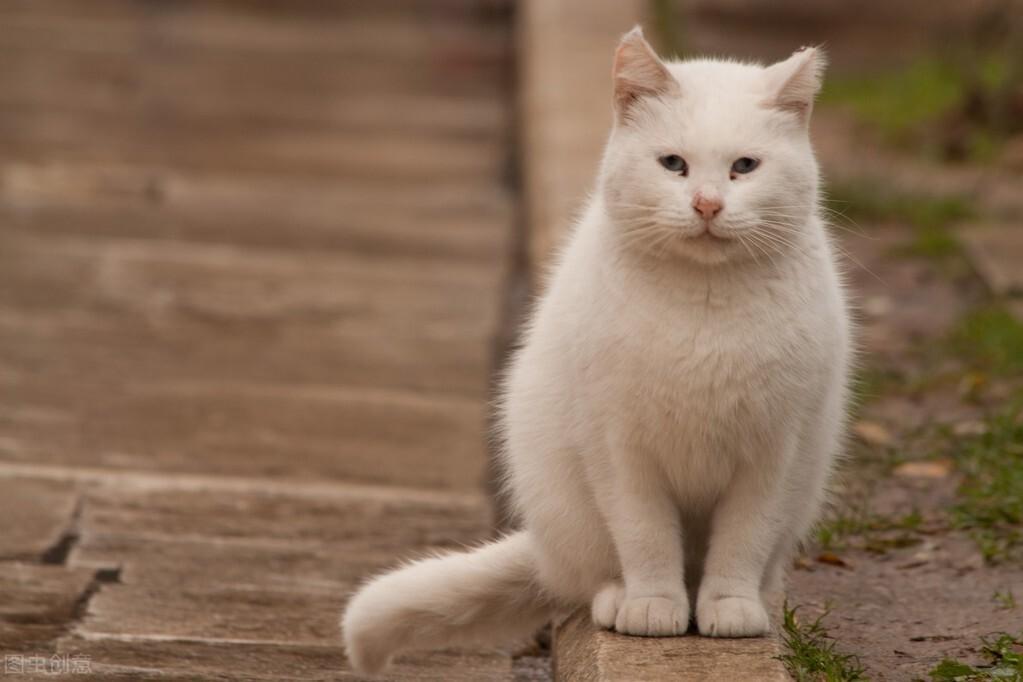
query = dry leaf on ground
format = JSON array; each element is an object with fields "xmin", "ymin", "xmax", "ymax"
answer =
[
  {"xmin": 892, "ymin": 459, "xmax": 953, "ymax": 479},
  {"xmin": 816, "ymin": 552, "xmax": 853, "ymax": 569},
  {"xmin": 853, "ymin": 420, "xmax": 894, "ymax": 447}
]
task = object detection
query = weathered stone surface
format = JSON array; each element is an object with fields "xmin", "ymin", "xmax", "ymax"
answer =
[
  {"xmin": 961, "ymin": 224, "xmax": 1023, "ymax": 297},
  {"xmin": 0, "ymin": 473, "xmax": 501, "ymax": 672},
  {"xmin": 57, "ymin": 636, "xmax": 515, "ymax": 681},
  {"xmin": 0, "ymin": 0, "xmax": 514, "ymax": 492},
  {"xmin": 0, "ymin": 316, "xmax": 491, "ymax": 399},
  {"xmin": 0, "ymin": 109, "xmax": 505, "ymax": 180},
  {"xmin": 0, "ymin": 563, "xmax": 95, "ymax": 625},
  {"xmin": 73, "ymin": 481, "xmax": 489, "ymax": 550},
  {"xmin": 42, "ymin": 480, "xmax": 492, "ymax": 659},
  {"xmin": 72, "ymin": 534, "xmax": 370, "ymax": 594},
  {"xmin": 65, "ymin": 483, "xmax": 490, "ymax": 592},
  {"xmin": 0, "ymin": 0, "xmax": 517, "ymax": 677},
  {"xmin": 0, "ymin": 621, "xmax": 65, "ymax": 653},
  {"xmin": 554, "ymin": 609, "xmax": 790, "ymax": 681},
  {"xmin": 0, "ymin": 201, "xmax": 505, "ymax": 490},
  {"xmin": 0, "ymin": 478, "xmax": 78, "ymax": 560},
  {"xmin": 0, "ymin": 563, "xmax": 97, "ymax": 654},
  {"xmin": 82, "ymin": 582, "xmax": 344, "ymax": 645},
  {"xmin": 1, "ymin": 373, "xmax": 491, "ymax": 490},
  {"xmin": 0, "ymin": 5, "xmax": 510, "ymax": 69},
  {"xmin": 0, "ymin": 232, "xmax": 503, "ymax": 334},
  {"xmin": 0, "ymin": 163, "xmax": 511, "ymax": 263}
]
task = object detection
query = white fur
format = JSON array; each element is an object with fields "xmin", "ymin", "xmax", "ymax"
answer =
[{"xmin": 342, "ymin": 28, "xmax": 851, "ymax": 674}]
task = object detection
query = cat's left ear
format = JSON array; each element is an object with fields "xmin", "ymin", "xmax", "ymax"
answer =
[{"xmin": 763, "ymin": 46, "xmax": 826, "ymax": 123}]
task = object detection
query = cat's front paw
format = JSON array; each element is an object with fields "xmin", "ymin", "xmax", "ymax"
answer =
[
  {"xmin": 591, "ymin": 582, "xmax": 625, "ymax": 629},
  {"xmin": 614, "ymin": 595, "xmax": 689, "ymax": 636},
  {"xmin": 696, "ymin": 595, "xmax": 769, "ymax": 638}
]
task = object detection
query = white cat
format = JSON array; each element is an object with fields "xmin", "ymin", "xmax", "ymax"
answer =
[{"xmin": 342, "ymin": 27, "xmax": 851, "ymax": 674}]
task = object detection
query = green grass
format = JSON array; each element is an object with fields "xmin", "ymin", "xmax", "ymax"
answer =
[
  {"xmin": 946, "ymin": 402, "xmax": 1023, "ymax": 563},
  {"xmin": 825, "ymin": 181, "xmax": 974, "ymax": 260},
  {"xmin": 950, "ymin": 306, "xmax": 1023, "ymax": 375},
  {"xmin": 815, "ymin": 513, "xmax": 869, "ymax": 551},
  {"xmin": 779, "ymin": 603, "xmax": 867, "ymax": 682},
  {"xmin": 815, "ymin": 508, "xmax": 922, "ymax": 553},
  {"xmin": 916, "ymin": 309, "xmax": 1023, "ymax": 563},
  {"xmin": 929, "ymin": 632, "xmax": 1023, "ymax": 681},
  {"xmin": 994, "ymin": 589, "xmax": 1017, "ymax": 610}
]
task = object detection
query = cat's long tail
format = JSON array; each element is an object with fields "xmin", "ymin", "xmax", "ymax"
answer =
[{"xmin": 341, "ymin": 530, "xmax": 551, "ymax": 674}]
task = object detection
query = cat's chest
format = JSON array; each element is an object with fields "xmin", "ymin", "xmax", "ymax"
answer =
[
  {"xmin": 584, "ymin": 286, "xmax": 815, "ymax": 432},
  {"xmin": 611, "ymin": 291, "xmax": 801, "ymax": 379}
]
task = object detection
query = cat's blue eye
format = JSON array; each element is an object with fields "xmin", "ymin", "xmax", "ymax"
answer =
[
  {"xmin": 658, "ymin": 155, "xmax": 688, "ymax": 175},
  {"xmin": 731, "ymin": 157, "xmax": 760, "ymax": 175}
]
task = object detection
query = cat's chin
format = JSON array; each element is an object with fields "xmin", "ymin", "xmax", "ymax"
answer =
[
  {"xmin": 668, "ymin": 232, "xmax": 746, "ymax": 266},
  {"xmin": 618, "ymin": 235, "xmax": 742, "ymax": 266}
]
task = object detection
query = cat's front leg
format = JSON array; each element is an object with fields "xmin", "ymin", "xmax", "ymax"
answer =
[
  {"xmin": 591, "ymin": 458, "xmax": 689, "ymax": 637},
  {"xmin": 696, "ymin": 448, "xmax": 791, "ymax": 638}
]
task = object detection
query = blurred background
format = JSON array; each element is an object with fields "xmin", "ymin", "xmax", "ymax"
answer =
[{"xmin": 0, "ymin": 1, "xmax": 1019, "ymax": 680}]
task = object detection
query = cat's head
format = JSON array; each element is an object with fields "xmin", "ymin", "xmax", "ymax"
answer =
[{"xmin": 600, "ymin": 28, "xmax": 825, "ymax": 266}]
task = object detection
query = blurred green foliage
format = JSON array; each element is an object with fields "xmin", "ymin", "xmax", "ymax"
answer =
[
  {"xmin": 944, "ymin": 304, "xmax": 1023, "ymax": 562},
  {"xmin": 822, "ymin": 51, "xmax": 1021, "ymax": 162},
  {"xmin": 951, "ymin": 306, "xmax": 1023, "ymax": 375},
  {"xmin": 822, "ymin": 58, "xmax": 965, "ymax": 138},
  {"xmin": 650, "ymin": 0, "xmax": 683, "ymax": 57},
  {"xmin": 825, "ymin": 181, "xmax": 974, "ymax": 259}
]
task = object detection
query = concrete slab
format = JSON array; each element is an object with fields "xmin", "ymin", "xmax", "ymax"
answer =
[{"xmin": 554, "ymin": 609, "xmax": 789, "ymax": 682}]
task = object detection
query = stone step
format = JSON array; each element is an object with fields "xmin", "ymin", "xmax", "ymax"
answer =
[
  {"xmin": 0, "ymin": 466, "xmax": 503, "ymax": 677},
  {"xmin": 58, "ymin": 636, "xmax": 518, "ymax": 681},
  {"xmin": 555, "ymin": 610, "xmax": 789, "ymax": 681},
  {"xmin": 0, "ymin": 161, "xmax": 512, "ymax": 264}
]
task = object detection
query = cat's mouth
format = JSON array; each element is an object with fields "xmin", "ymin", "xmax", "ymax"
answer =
[{"xmin": 690, "ymin": 226, "xmax": 731, "ymax": 243}]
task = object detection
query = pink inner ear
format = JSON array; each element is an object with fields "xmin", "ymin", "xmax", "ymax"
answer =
[
  {"xmin": 764, "ymin": 48, "xmax": 824, "ymax": 118},
  {"xmin": 612, "ymin": 30, "xmax": 678, "ymax": 119}
]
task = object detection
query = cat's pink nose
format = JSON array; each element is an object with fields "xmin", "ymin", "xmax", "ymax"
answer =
[{"xmin": 692, "ymin": 193, "xmax": 723, "ymax": 219}]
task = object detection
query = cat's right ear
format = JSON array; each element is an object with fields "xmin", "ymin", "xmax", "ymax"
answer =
[{"xmin": 612, "ymin": 27, "xmax": 679, "ymax": 123}]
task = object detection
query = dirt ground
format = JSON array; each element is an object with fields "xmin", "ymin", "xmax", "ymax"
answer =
[{"xmin": 785, "ymin": 110, "xmax": 1023, "ymax": 681}]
